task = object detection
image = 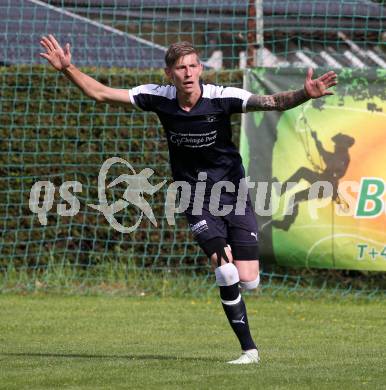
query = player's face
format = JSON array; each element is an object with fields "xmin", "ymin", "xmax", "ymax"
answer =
[{"xmin": 165, "ymin": 54, "xmax": 203, "ymax": 94}]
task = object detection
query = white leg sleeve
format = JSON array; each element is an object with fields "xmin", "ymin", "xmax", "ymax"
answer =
[
  {"xmin": 215, "ymin": 263, "xmax": 240, "ymax": 286},
  {"xmin": 239, "ymin": 274, "xmax": 260, "ymax": 290}
]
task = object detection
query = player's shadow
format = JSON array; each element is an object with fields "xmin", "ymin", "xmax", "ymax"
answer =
[{"xmin": 1, "ymin": 351, "xmax": 219, "ymax": 362}]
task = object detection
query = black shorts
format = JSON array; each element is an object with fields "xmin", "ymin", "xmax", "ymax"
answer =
[{"xmin": 184, "ymin": 194, "xmax": 259, "ymax": 260}]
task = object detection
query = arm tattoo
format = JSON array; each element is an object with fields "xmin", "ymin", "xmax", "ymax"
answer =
[{"xmin": 246, "ymin": 89, "xmax": 310, "ymax": 112}]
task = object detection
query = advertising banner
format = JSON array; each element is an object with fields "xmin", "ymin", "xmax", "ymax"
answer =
[{"xmin": 241, "ymin": 68, "xmax": 385, "ymax": 270}]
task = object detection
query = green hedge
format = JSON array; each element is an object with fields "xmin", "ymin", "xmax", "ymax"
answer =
[{"xmin": 0, "ymin": 66, "xmax": 244, "ymax": 270}]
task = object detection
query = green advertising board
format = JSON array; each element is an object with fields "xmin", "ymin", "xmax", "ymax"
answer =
[{"xmin": 241, "ymin": 68, "xmax": 386, "ymax": 271}]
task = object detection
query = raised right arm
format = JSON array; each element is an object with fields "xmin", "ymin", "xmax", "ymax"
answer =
[
  {"xmin": 40, "ymin": 34, "xmax": 131, "ymax": 105},
  {"xmin": 61, "ymin": 64, "xmax": 130, "ymax": 104}
]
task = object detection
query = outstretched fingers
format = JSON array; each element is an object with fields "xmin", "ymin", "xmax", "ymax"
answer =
[
  {"xmin": 40, "ymin": 38, "xmax": 52, "ymax": 53},
  {"xmin": 319, "ymin": 71, "xmax": 338, "ymax": 94},
  {"xmin": 306, "ymin": 67, "xmax": 313, "ymax": 81},
  {"xmin": 64, "ymin": 42, "xmax": 71, "ymax": 56},
  {"xmin": 305, "ymin": 68, "xmax": 337, "ymax": 98},
  {"xmin": 48, "ymin": 34, "xmax": 61, "ymax": 50},
  {"xmin": 326, "ymin": 79, "xmax": 338, "ymax": 88},
  {"xmin": 324, "ymin": 75, "xmax": 337, "ymax": 89},
  {"xmin": 319, "ymin": 71, "xmax": 337, "ymax": 83},
  {"xmin": 41, "ymin": 36, "xmax": 55, "ymax": 52},
  {"xmin": 317, "ymin": 80, "xmax": 335, "ymax": 96},
  {"xmin": 39, "ymin": 52, "xmax": 49, "ymax": 60}
]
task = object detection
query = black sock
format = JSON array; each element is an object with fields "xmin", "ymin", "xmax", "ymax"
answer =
[{"xmin": 220, "ymin": 283, "xmax": 257, "ymax": 351}]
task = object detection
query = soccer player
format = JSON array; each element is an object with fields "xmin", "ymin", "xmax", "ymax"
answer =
[{"xmin": 40, "ymin": 34, "xmax": 337, "ymax": 364}]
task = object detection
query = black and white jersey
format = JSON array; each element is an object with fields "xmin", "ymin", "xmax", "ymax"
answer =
[{"xmin": 128, "ymin": 83, "xmax": 251, "ymax": 187}]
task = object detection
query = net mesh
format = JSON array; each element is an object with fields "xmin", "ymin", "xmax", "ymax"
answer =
[{"xmin": 0, "ymin": 0, "xmax": 385, "ymax": 296}]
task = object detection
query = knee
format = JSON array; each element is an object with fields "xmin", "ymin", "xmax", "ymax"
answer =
[
  {"xmin": 239, "ymin": 273, "xmax": 260, "ymax": 290},
  {"xmin": 215, "ymin": 261, "xmax": 239, "ymax": 287}
]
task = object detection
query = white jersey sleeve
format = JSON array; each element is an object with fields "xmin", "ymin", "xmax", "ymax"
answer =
[
  {"xmin": 128, "ymin": 84, "xmax": 176, "ymax": 111},
  {"xmin": 202, "ymin": 84, "xmax": 252, "ymax": 114}
]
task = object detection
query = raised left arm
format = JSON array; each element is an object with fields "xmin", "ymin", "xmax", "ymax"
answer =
[
  {"xmin": 246, "ymin": 89, "xmax": 309, "ymax": 112},
  {"xmin": 246, "ymin": 68, "xmax": 337, "ymax": 112}
]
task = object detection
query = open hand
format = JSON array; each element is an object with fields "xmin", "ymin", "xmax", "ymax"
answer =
[
  {"xmin": 39, "ymin": 34, "xmax": 71, "ymax": 71},
  {"xmin": 304, "ymin": 68, "xmax": 337, "ymax": 98}
]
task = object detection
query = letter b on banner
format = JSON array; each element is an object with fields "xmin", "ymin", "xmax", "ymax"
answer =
[{"xmin": 356, "ymin": 178, "xmax": 385, "ymax": 218}]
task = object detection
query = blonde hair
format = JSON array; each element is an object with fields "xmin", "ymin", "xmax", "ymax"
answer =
[{"xmin": 164, "ymin": 41, "xmax": 199, "ymax": 67}]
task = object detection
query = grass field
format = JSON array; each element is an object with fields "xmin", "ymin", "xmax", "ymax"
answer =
[{"xmin": 0, "ymin": 293, "xmax": 385, "ymax": 389}]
